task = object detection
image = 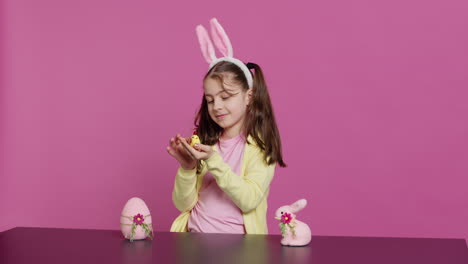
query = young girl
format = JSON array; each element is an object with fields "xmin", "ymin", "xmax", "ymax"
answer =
[{"xmin": 166, "ymin": 18, "xmax": 286, "ymax": 234}]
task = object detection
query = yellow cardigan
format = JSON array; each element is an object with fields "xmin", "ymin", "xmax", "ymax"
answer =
[{"xmin": 170, "ymin": 135, "xmax": 276, "ymax": 234}]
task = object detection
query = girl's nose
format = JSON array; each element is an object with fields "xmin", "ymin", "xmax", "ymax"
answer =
[{"xmin": 213, "ymin": 99, "xmax": 223, "ymax": 109}]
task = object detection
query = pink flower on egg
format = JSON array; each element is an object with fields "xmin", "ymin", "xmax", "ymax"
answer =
[
  {"xmin": 281, "ymin": 212, "xmax": 293, "ymax": 224},
  {"xmin": 133, "ymin": 213, "xmax": 144, "ymax": 225}
]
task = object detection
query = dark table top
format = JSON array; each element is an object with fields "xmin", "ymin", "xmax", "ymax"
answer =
[{"xmin": 0, "ymin": 227, "xmax": 467, "ymax": 264}]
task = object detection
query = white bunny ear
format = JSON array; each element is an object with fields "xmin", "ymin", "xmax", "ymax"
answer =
[
  {"xmin": 290, "ymin": 199, "xmax": 307, "ymax": 213},
  {"xmin": 210, "ymin": 18, "xmax": 233, "ymax": 58},
  {"xmin": 196, "ymin": 24, "xmax": 217, "ymax": 64}
]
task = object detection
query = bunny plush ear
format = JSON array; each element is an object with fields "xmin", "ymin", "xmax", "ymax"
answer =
[
  {"xmin": 210, "ymin": 18, "xmax": 233, "ymax": 58},
  {"xmin": 196, "ymin": 24, "xmax": 217, "ymax": 64},
  {"xmin": 195, "ymin": 18, "xmax": 253, "ymax": 88},
  {"xmin": 290, "ymin": 199, "xmax": 307, "ymax": 213}
]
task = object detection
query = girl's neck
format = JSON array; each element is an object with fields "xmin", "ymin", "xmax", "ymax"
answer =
[{"xmin": 220, "ymin": 128, "xmax": 245, "ymax": 141}]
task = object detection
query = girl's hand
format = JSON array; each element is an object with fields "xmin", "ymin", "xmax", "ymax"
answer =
[
  {"xmin": 166, "ymin": 134, "xmax": 197, "ymax": 170},
  {"xmin": 178, "ymin": 135, "xmax": 214, "ymax": 161}
]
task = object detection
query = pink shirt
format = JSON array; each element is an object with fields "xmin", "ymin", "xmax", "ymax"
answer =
[{"xmin": 188, "ymin": 134, "xmax": 246, "ymax": 234}]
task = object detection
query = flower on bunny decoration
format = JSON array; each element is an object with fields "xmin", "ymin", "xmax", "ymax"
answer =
[
  {"xmin": 278, "ymin": 212, "xmax": 297, "ymax": 237},
  {"xmin": 281, "ymin": 212, "xmax": 293, "ymax": 224}
]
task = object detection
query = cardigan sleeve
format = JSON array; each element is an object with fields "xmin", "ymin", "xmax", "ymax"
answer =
[
  {"xmin": 204, "ymin": 147, "xmax": 276, "ymax": 213},
  {"xmin": 172, "ymin": 166, "xmax": 198, "ymax": 212}
]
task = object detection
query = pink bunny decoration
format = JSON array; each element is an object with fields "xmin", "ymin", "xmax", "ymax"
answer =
[
  {"xmin": 275, "ymin": 199, "xmax": 312, "ymax": 246},
  {"xmin": 195, "ymin": 17, "xmax": 254, "ymax": 89}
]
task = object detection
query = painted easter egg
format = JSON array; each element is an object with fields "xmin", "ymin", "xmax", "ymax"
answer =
[{"xmin": 120, "ymin": 197, "xmax": 153, "ymax": 241}]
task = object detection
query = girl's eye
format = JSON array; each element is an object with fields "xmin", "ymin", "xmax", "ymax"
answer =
[{"xmin": 206, "ymin": 97, "xmax": 229, "ymax": 104}]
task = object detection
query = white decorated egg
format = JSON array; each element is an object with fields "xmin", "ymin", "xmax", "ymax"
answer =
[{"xmin": 120, "ymin": 197, "xmax": 153, "ymax": 241}]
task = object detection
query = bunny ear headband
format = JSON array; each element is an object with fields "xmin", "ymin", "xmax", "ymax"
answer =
[{"xmin": 195, "ymin": 18, "xmax": 254, "ymax": 89}]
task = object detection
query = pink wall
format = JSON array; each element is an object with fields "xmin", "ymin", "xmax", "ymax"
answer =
[
  {"xmin": 1, "ymin": 0, "xmax": 467, "ymax": 243},
  {"xmin": 0, "ymin": 0, "xmax": 6, "ymax": 231}
]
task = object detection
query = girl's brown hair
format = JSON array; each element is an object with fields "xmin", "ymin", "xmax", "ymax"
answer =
[{"xmin": 194, "ymin": 61, "xmax": 286, "ymax": 172}]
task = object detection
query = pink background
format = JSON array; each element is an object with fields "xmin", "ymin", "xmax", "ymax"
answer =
[{"xmin": 1, "ymin": 0, "xmax": 467, "ymax": 243}]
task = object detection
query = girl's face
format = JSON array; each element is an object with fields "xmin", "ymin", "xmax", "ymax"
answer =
[{"xmin": 204, "ymin": 76, "xmax": 252, "ymax": 137}]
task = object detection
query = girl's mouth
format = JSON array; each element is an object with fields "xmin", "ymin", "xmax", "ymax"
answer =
[{"xmin": 216, "ymin": 114, "xmax": 227, "ymax": 119}]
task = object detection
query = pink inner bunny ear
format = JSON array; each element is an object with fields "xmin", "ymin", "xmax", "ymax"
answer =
[
  {"xmin": 210, "ymin": 18, "xmax": 233, "ymax": 58},
  {"xmin": 196, "ymin": 25, "xmax": 217, "ymax": 64},
  {"xmin": 290, "ymin": 199, "xmax": 307, "ymax": 213}
]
